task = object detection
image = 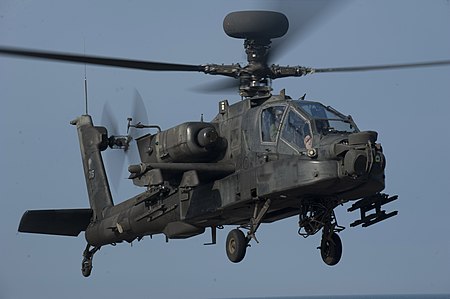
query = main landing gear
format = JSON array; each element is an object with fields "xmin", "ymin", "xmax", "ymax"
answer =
[
  {"xmin": 298, "ymin": 201, "xmax": 344, "ymax": 266},
  {"xmin": 319, "ymin": 227, "xmax": 342, "ymax": 266},
  {"xmin": 224, "ymin": 198, "xmax": 343, "ymax": 265},
  {"xmin": 226, "ymin": 229, "xmax": 247, "ymax": 262},
  {"xmin": 225, "ymin": 199, "xmax": 271, "ymax": 263}
]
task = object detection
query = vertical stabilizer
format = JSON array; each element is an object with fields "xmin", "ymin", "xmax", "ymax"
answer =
[{"xmin": 71, "ymin": 115, "xmax": 113, "ymax": 220}]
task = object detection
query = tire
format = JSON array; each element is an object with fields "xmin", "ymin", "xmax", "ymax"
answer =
[
  {"xmin": 320, "ymin": 232, "xmax": 342, "ymax": 266},
  {"xmin": 81, "ymin": 260, "xmax": 92, "ymax": 277},
  {"xmin": 226, "ymin": 229, "xmax": 247, "ymax": 263}
]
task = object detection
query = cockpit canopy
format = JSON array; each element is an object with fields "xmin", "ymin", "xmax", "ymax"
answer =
[
  {"xmin": 295, "ymin": 101, "xmax": 358, "ymax": 135},
  {"xmin": 260, "ymin": 100, "xmax": 358, "ymax": 151}
]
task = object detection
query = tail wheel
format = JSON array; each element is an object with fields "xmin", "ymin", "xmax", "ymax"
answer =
[
  {"xmin": 81, "ymin": 259, "xmax": 93, "ymax": 277},
  {"xmin": 320, "ymin": 232, "xmax": 342, "ymax": 266},
  {"xmin": 226, "ymin": 229, "xmax": 247, "ymax": 263}
]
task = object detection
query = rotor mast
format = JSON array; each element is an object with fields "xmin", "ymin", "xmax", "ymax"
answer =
[{"xmin": 239, "ymin": 38, "xmax": 272, "ymax": 98}]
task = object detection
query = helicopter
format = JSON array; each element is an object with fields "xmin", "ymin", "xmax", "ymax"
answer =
[{"xmin": 1, "ymin": 9, "xmax": 450, "ymax": 278}]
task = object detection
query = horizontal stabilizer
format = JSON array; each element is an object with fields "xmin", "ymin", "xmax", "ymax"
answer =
[{"xmin": 18, "ymin": 209, "xmax": 93, "ymax": 236}]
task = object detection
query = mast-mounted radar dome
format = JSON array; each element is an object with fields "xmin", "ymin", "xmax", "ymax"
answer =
[{"xmin": 223, "ymin": 11, "xmax": 289, "ymax": 40}]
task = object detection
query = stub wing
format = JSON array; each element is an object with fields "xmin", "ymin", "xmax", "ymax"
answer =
[{"xmin": 18, "ymin": 209, "xmax": 92, "ymax": 237}]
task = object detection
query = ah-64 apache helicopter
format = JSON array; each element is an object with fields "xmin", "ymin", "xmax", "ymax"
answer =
[{"xmin": 2, "ymin": 10, "xmax": 450, "ymax": 278}]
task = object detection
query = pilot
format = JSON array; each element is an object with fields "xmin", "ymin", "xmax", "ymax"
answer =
[
  {"xmin": 304, "ymin": 135, "xmax": 313, "ymax": 149},
  {"xmin": 270, "ymin": 108, "xmax": 284, "ymax": 141},
  {"xmin": 303, "ymin": 124, "xmax": 313, "ymax": 149}
]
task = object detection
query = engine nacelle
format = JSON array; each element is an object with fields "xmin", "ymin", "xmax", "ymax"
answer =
[{"xmin": 137, "ymin": 122, "xmax": 226, "ymax": 163}]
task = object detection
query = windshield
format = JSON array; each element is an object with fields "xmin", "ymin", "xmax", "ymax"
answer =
[
  {"xmin": 281, "ymin": 109, "xmax": 313, "ymax": 150},
  {"xmin": 294, "ymin": 101, "xmax": 358, "ymax": 134},
  {"xmin": 261, "ymin": 106, "xmax": 286, "ymax": 142}
]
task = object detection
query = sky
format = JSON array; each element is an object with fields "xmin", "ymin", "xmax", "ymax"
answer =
[{"xmin": 1, "ymin": 1, "xmax": 450, "ymax": 298}]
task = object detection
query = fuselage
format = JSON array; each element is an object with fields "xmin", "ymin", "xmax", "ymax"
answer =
[{"xmin": 83, "ymin": 92, "xmax": 386, "ymax": 246}]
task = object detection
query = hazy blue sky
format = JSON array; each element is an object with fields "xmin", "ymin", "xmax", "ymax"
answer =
[{"xmin": 1, "ymin": 1, "xmax": 449, "ymax": 298}]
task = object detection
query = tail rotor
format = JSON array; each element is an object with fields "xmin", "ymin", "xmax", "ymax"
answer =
[{"xmin": 100, "ymin": 88, "xmax": 150, "ymax": 192}]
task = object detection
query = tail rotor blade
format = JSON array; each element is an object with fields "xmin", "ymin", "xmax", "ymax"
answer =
[
  {"xmin": 131, "ymin": 88, "xmax": 149, "ymax": 133},
  {"xmin": 101, "ymin": 102, "xmax": 125, "ymax": 193},
  {"xmin": 127, "ymin": 89, "xmax": 149, "ymax": 164},
  {"xmin": 101, "ymin": 102, "xmax": 119, "ymax": 136}
]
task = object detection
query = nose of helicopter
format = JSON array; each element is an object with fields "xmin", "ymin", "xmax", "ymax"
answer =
[{"xmin": 341, "ymin": 131, "xmax": 385, "ymax": 178}]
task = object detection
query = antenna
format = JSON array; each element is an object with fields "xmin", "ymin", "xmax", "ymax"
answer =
[
  {"xmin": 83, "ymin": 40, "xmax": 89, "ymax": 115},
  {"xmin": 84, "ymin": 68, "xmax": 88, "ymax": 115}
]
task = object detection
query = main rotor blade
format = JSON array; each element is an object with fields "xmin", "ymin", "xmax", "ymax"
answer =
[
  {"xmin": 312, "ymin": 60, "xmax": 450, "ymax": 74},
  {"xmin": 267, "ymin": 0, "xmax": 345, "ymax": 63},
  {"xmin": 192, "ymin": 77, "xmax": 239, "ymax": 93},
  {"xmin": 0, "ymin": 46, "xmax": 205, "ymax": 72}
]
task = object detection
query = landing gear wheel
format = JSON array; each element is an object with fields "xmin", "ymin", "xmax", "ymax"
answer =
[
  {"xmin": 226, "ymin": 229, "xmax": 247, "ymax": 263},
  {"xmin": 320, "ymin": 232, "xmax": 342, "ymax": 266},
  {"xmin": 81, "ymin": 244, "xmax": 99, "ymax": 277},
  {"xmin": 81, "ymin": 259, "xmax": 92, "ymax": 277}
]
